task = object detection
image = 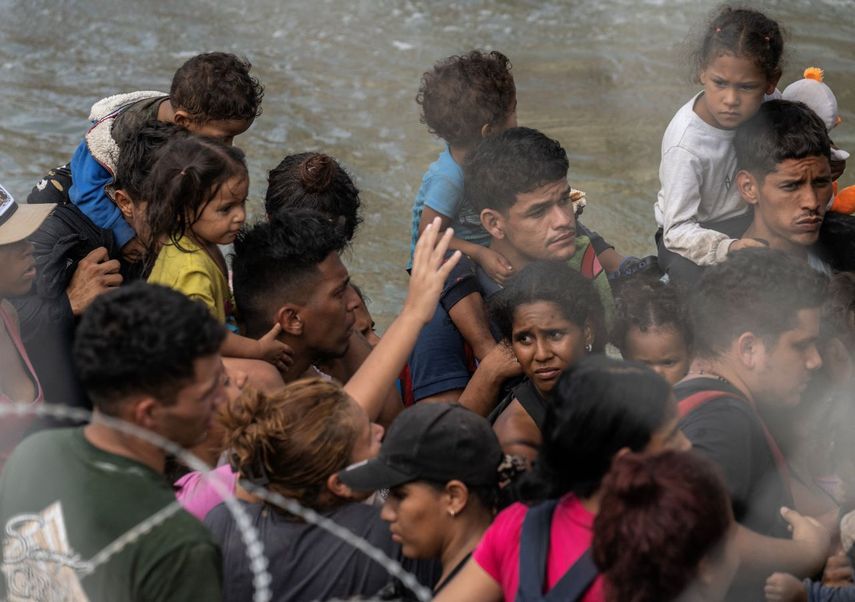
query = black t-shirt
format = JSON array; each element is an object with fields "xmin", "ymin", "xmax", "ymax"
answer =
[
  {"xmin": 676, "ymin": 377, "xmax": 793, "ymax": 538},
  {"xmin": 205, "ymin": 499, "xmax": 439, "ymax": 602}
]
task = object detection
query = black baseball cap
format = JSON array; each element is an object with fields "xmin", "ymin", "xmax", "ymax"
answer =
[{"xmin": 338, "ymin": 402, "xmax": 503, "ymax": 492}]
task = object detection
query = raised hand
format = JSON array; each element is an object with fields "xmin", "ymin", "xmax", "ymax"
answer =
[{"xmin": 404, "ymin": 217, "xmax": 462, "ymax": 325}]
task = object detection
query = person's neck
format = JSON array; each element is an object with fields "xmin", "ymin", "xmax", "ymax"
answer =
[
  {"xmin": 688, "ymin": 357, "xmax": 756, "ymax": 405},
  {"xmin": 742, "ymin": 220, "xmax": 809, "ymax": 260},
  {"xmin": 156, "ymin": 98, "xmax": 176, "ymax": 123},
  {"xmin": 448, "ymin": 144, "xmax": 470, "ymax": 166},
  {"xmin": 580, "ymin": 489, "xmax": 602, "ymax": 514},
  {"xmin": 83, "ymin": 415, "xmax": 166, "ymax": 474},
  {"xmin": 437, "ymin": 510, "xmax": 492, "ymax": 587}
]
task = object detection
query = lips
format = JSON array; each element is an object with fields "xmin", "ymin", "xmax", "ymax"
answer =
[
  {"xmin": 795, "ymin": 217, "xmax": 822, "ymax": 231},
  {"xmin": 547, "ymin": 231, "xmax": 575, "ymax": 247},
  {"xmin": 534, "ymin": 367, "xmax": 561, "ymax": 380}
]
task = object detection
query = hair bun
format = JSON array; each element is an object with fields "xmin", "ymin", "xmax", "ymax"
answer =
[
  {"xmin": 298, "ymin": 154, "xmax": 335, "ymax": 193},
  {"xmin": 608, "ymin": 453, "xmax": 662, "ymax": 503}
]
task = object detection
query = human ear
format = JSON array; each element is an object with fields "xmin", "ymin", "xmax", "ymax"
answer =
[
  {"xmin": 326, "ymin": 472, "xmax": 356, "ymax": 499},
  {"xmin": 480, "ymin": 123, "xmax": 493, "ymax": 138},
  {"xmin": 277, "ymin": 306, "xmax": 303, "ymax": 336},
  {"xmin": 445, "ymin": 480, "xmax": 470, "ymax": 516},
  {"xmin": 172, "ymin": 110, "xmax": 193, "ymax": 129},
  {"xmin": 113, "ymin": 189, "xmax": 135, "ymax": 220},
  {"xmin": 583, "ymin": 320, "xmax": 594, "ymax": 348},
  {"xmin": 736, "ymin": 171, "xmax": 759, "ymax": 206},
  {"xmin": 766, "ymin": 70, "xmax": 783, "ymax": 95},
  {"xmin": 132, "ymin": 397, "xmax": 160, "ymax": 431},
  {"xmin": 735, "ymin": 332, "xmax": 762, "ymax": 370},
  {"xmin": 481, "ymin": 209, "xmax": 505, "ymax": 239}
]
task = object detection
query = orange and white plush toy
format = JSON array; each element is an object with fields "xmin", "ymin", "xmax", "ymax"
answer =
[{"xmin": 783, "ymin": 67, "xmax": 855, "ymax": 214}]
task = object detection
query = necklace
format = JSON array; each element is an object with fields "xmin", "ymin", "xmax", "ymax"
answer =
[{"xmin": 687, "ymin": 369, "xmax": 731, "ymax": 386}]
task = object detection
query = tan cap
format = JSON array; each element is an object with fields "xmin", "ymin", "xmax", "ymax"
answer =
[{"xmin": 0, "ymin": 184, "xmax": 54, "ymax": 246}]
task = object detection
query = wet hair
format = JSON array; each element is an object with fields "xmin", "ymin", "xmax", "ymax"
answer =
[
  {"xmin": 221, "ymin": 378, "xmax": 360, "ymax": 512},
  {"xmin": 690, "ymin": 248, "xmax": 827, "ymax": 359},
  {"xmin": 593, "ymin": 451, "xmax": 733, "ymax": 602},
  {"xmin": 734, "ymin": 100, "xmax": 831, "ymax": 179},
  {"xmin": 417, "ymin": 50, "xmax": 516, "ymax": 149},
  {"xmin": 73, "ymin": 282, "xmax": 225, "ymax": 413},
  {"xmin": 490, "ymin": 260, "xmax": 605, "ymax": 352},
  {"xmin": 232, "ymin": 208, "xmax": 347, "ymax": 338},
  {"xmin": 265, "ymin": 152, "xmax": 362, "ymax": 241},
  {"xmin": 143, "ymin": 136, "xmax": 247, "ymax": 255},
  {"xmin": 170, "ymin": 52, "xmax": 263, "ymax": 122},
  {"xmin": 611, "ymin": 277, "xmax": 692, "ymax": 355},
  {"xmin": 113, "ymin": 120, "xmax": 189, "ymax": 202},
  {"xmin": 693, "ymin": 6, "xmax": 784, "ymax": 82},
  {"xmin": 821, "ymin": 272, "xmax": 855, "ymax": 354},
  {"xmin": 523, "ymin": 356, "xmax": 672, "ymax": 500},
  {"xmin": 464, "ymin": 127, "xmax": 568, "ymax": 214}
]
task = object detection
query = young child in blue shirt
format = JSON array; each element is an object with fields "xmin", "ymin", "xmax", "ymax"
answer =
[{"xmin": 68, "ymin": 52, "xmax": 263, "ymax": 259}]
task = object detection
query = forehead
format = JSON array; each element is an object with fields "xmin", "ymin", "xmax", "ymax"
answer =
[
  {"xmin": 767, "ymin": 156, "xmax": 831, "ymax": 178},
  {"xmin": 511, "ymin": 179, "xmax": 568, "ymax": 212},
  {"xmin": 705, "ymin": 52, "xmax": 766, "ymax": 80},
  {"xmin": 314, "ymin": 252, "xmax": 349, "ymax": 288},
  {"xmin": 781, "ymin": 307, "xmax": 821, "ymax": 339},
  {"xmin": 512, "ymin": 300, "xmax": 571, "ymax": 328}
]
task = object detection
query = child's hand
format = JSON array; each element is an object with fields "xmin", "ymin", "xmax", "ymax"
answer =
[
  {"xmin": 474, "ymin": 247, "xmax": 513, "ymax": 285},
  {"xmin": 764, "ymin": 572, "xmax": 807, "ymax": 602},
  {"xmin": 256, "ymin": 323, "xmax": 294, "ymax": 372},
  {"xmin": 822, "ymin": 551, "xmax": 853, "ymax": 586},
  {"xmin": 405, "ymin": 217, "xmax": 462, "ymax": 325}
]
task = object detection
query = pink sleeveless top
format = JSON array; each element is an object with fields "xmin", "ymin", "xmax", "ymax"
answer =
[{"xmin": 0, "ymin": 303, "xmax": 43, "ymax": 463}]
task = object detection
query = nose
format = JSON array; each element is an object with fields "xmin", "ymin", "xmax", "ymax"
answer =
[
  {"xmin": 549, "ymin": 202, "xmax": 574, "ymax": 231},
  {"xmin": 345, "ymin": 284, "xmax": 361, "ymax": 312},
  {"xmin": 806, "ymin": 344, "xmax": 823, "ymax": 371},
  {"xmin": 234, "ymin": 204, "xmax": 247, "ymax": 224},
  {"xmin": 533, "ymin": 338, "xmax": 552, "ymax": 362},
  {"xmin": 801, "ymin": 185, "xmax": 822, "ymax": 213},
  {"xmin": 723, "ymin": 87, "xmax": 739, "ymax": 107},
  {"xmin": 380, "ymin": 499, "xmax": 396, "ymax": 523}
]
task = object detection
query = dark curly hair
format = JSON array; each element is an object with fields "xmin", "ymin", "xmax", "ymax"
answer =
[
  {"xmin": 265, "ymin": 152, "xmax": 362, "ymax": 241},
  {"xmin": 73, "ymin": 282, "xmax": 225, "ymax": 413},
  {"xmin": 522, "ymin": 356, "xmax": 672, "ymax": 501},
  {"xmin": 232, "ymin": 208, "xmax": 347, "ymax": 338},
  {"xmin": 490, "ymin": 260, "xmax": 605, "ymax": 352},
  {"xmin": 417, "ymin": 50, "xmax": 516, "ymax": 148},
  {"xmin": 464, "ymin": 127, "xmax": 568, "ymax": 214},
  {"xmin": 170, "ymin": 52, "xmax": 264, "ymax": 122},
  {"xmin": 693, "ymin": 6, "xmax": 784, "ymax": 82},
  {"xmin": 611, "ymin": 277, "xmax": 692, "ymax": 354},
  {"xmin": 734, "ymin": 100, "xmax": 831, "ymax": 179},
  {"xmin": 143, "ymin": 136, "xmax": 247, "ymax": 257},
  {"xmin": 821, "ymin": 272, "xmax": 855, "ymax": 354},
  {"xmin": 593, "ymin": 451, "xmax": 734, "ymax": 602},
  {"xmin": 690, "ymin": 248, "xmax": 827, "ymax": 359},
  {"xmin": 113, "ymin": 119, "xmax": 188, "ymax": 202}
]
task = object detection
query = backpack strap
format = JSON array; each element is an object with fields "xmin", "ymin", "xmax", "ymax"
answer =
[
  {"xmin": 514, "ymin": 380, "xmax": 548, "ymax": 431},
  {"xmin": 515, "ymin": 500, "xmax": 598, "ymax": 602},
  {"xmin": 677, "ymin": 390, "xmax": 732, "ymax": 419}
]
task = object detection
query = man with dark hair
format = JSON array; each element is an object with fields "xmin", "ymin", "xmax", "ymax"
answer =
[
  {"xmin": 734, "ymin": 99, "xmax": 834, "ymax": 271},
  {"xmin": 409, "ymin": 127, "xmax": 615, "ymax": 404},
  {"xmin": 0, "ymin": 282, "xmax": 226, "ymax": 600},
  {"xmin": 15, "ymin": 121, "xmax": 186, "ymax": 411},
  {"xmin": 232, "ymin": 208, "xmax": 361, "ymax": 383},
  {"xmin": 676, "ymin": 248, "xmax": 831, "ymax": 592}
]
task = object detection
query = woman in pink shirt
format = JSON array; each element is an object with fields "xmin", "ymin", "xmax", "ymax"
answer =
[{"xmin": 436, "ymin": 355, "xmax": 691, "ymax": 602}]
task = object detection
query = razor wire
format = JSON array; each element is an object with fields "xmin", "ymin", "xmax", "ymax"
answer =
[{"xmin": 0, "ymin": 402, "xmax": 434, "ymax": 602}]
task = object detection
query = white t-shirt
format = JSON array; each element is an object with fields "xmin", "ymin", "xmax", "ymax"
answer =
[{"xmin": 654, "ymin": 92, "xmax": 749, "ymax": 266}]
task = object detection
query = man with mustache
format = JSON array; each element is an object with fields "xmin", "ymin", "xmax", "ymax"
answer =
[
  {"xmin": 734, "ymin": 99, "xmax": 835, "ymax": 272},
  {"xmin": 408, "ymin": 127, "xmax": 615, "ymax": 405}
]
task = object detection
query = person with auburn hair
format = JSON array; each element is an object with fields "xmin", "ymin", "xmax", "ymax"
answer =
[
  {"xmin": 265, "ymin": 152, "xmax": 362, "ymax": 241},
  {"xmin": 436, "ymin": 356, "xmax": 691, "ymax": 602},
  {"xmin": 203, "ymin": 378, "xmax": 436, "ymax": 601},
  {"xmin": 593, "ymin": 450, "xmax": 739, "ymax": 602}
]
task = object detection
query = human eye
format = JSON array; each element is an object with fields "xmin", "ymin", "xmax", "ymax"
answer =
[
  {"xmin": 513, "ymin": 332, "xmax": 533, "ymax": 345},
  {"xmin": 547, "ymin": 329, "xmax": 566, "ymax": 340},
  {"xmin": 712, "ymin": 78, "xmax": 727, "ymax": 88}
]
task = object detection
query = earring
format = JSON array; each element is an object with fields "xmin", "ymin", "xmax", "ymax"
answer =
[
  {"xmin": 585, "ymin": 344, "xmax": 592, "ymax": 352},
  {"xmin": 448, "ymin": 509, "xmax": 456, "ymax": 517}
]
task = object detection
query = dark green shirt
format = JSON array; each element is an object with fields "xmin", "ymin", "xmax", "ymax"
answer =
[{"xmin": 0, "ymin": 427, "xmax": 222, "ymax": 601}]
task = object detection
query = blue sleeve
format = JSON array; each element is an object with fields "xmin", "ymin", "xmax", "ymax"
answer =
[
  {"xmin": 422, "ymin": 173, "xmax": 463, "ymax": 219},
  {"xmin": 807, "ymin": 580, "xmax": 855, "ymax": 601},
  {"xmin": 68, "ymin": 141, "xmax": 135, "ymax": 247}
]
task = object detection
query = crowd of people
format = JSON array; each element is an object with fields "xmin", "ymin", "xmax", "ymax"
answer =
[{"xmin": 1, "ymin": 4, "xmax": 855, "ymax": 601}]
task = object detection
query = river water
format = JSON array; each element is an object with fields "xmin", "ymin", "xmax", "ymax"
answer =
[{"xmin": 0, "ymin": 0, "xmax": 853, "ymax": 326}]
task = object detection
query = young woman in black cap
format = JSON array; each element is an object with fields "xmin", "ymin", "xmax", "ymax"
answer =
[
  {"xmin": 436, "ymin": 355, "xmax": 691, "ymax": 602},
  {"xmin": 339, "ymin": 402, "xmax": 521, "ymax": 596}
]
